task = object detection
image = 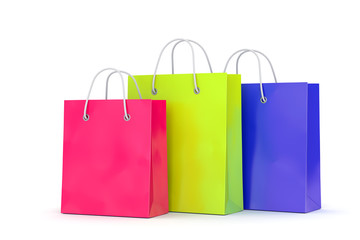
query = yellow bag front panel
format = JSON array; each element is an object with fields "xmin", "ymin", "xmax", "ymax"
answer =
[{"xmin": 128, "ymin": 73, "xmax": 243, "ymax": 214}]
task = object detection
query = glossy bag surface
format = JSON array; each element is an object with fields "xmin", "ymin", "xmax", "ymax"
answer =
[
  {"xmin": 129, "ymin": 73, "xmax": 243, "ymax": 215},
  {"xmin": 61, "ymin": 99, "xmax": 168, "ymax": 217},
  {"xmin": 242, "ymin": 82, "xmax": 321, "ymax": 213}
]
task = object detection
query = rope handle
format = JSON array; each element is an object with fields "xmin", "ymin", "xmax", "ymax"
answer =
[
  {"xmin": 236, "ymin": 50, "xmax": 277, "ymax": 82},
  {"xmin": 171, "ymin": 39, "xmax": 213, "ymax": 74},
  {"xmin": 224, "ymin": 49, "xmax": 277, "ymax": 103},
  {"xmin": 223, "ymin": 49, "xmax": 265, "ymax": 102},
  {"xmin": 105, "ymin": 71, "xmax": 142, "ymax": 100},
  {"xmin": 152, "ymin": 38, "xmax": 198, "ymax": 95},
  {"xmin": 83, "ymin": 68, "xmax": 142, "ymax": 122}
]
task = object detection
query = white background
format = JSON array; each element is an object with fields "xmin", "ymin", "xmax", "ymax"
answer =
[{"xmin": 1, "ymin": 0, "xmax": 359, "ymax": 239}]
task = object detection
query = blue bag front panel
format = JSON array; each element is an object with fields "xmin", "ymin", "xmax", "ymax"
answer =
[{"xmin": 242, "ymin": 82, "xmax": 308, "ymax": 212}]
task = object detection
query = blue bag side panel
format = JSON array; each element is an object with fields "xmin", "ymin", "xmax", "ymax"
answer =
[{"xmin": 306, "ymin": 84, "xmax": 321, "ymax": 212}]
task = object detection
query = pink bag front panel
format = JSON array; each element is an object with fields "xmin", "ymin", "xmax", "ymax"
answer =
[{"xmin": 62, "ymin": 99, "xmax": 167, "ymax": 217}]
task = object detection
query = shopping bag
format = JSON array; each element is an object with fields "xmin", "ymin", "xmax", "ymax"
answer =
[
  {"xmin": 61, "ymin": 68, "xmax": 168, "ymax": 218},
  {"xmin": 224, "ymin": 50, "xmax": 321, "ymax": 213},
  {"xmin": 125, "ymin": 39, "xmax": 243, "ymax": 215}
]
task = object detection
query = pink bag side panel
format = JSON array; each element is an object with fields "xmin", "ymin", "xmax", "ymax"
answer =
[
  {"xmin": 149, "ymin": 100, "xmax": 168, "ymax": 217},
  {"xmin": 62, "ymin": 99, "xmax": 153, "ymax": 217}
]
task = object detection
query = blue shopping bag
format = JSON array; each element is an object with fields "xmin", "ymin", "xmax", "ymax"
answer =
[{"xmin": 224, "ymin": 50, "xmax": 321, "ymax": 213}]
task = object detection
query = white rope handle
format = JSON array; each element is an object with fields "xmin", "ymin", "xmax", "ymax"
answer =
[
  {"xmin": 152, "ymin": 38, "xmax": 199, "ymax": 95},
  {"xmin": 83, "ymin": 68, "xmax": 142, "ymax": 122},
  {"xmin": 171, "ymin": 39, "xmax": 213, "ymax": 74},
  {"xmin": 223, "ymin": 49, "xmax": 267, "ymax": 102},
  {"xmin": 236, "ymin": 50, "xmax": 277, "ymax": 83},
  {"xmin": 105, "ymin": 71, "xmax": 142, "ymax": 100}
]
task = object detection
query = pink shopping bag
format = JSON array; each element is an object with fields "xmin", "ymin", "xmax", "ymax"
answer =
[{"xmin": 61, "ymin": 68, "xmax": 168, "ymax": 218}]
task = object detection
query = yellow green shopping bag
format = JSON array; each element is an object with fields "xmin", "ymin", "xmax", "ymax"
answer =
[{"xmin": 127, "ymin": 39, "xmax": 243, "ymax": 214}]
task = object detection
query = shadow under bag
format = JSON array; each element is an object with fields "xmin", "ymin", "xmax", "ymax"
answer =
[{"xmin": 225, "ymin": 49, "xmax": 321, "ymax": 213}]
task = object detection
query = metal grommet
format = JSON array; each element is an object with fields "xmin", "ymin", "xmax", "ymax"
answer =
[
  {"xmin": 124, "ymin": 114, "xmax": 131, "ymax": 121},
  {"xmin": 83, "ymin": 114, "xmax": 89, "ymax": 121},
  {"xmin": 151, "ymin": 88, "xmax": 158, "ymax": 95},
  {"xmin": 194, "ymin": 87, "xmax": 200, "ymax": 94},
  {"xmin": 260, "ymin": 97, "xmax": 267, "ymax": 103}
]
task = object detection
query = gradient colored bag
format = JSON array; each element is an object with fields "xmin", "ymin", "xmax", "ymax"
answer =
[
  {"xmin": 224, "ymin": 50, "xmax": 321, "ymax": 213},
  {"xmin": 62, "ymin": 69, "xmax": 168, "ymax": 218},
  {"xmin": 125, "ymin": 39, "xmax": 243, "ymax": 215}
]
